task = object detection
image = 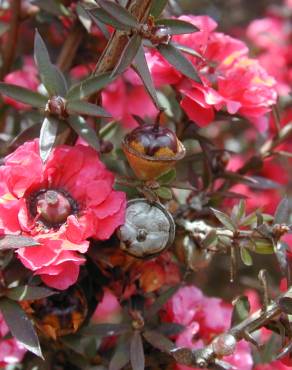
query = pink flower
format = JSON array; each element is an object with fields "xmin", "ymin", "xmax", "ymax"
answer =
[
  {"xmin": 3, "ymin": 58, "xmax": 39, "ymax": 110},
  {"xmin": 92, "ymin": 289, "xmax": 122, "ymax": 324},
  {"xmin": 0, "ymin": 141, "xmax": 126, "ymax": 289},
  {"xmin": 167, "ymin": 15, "xmax": 278, "ymax": 129},
  {"xmin": 161, "ymin": 286, "xmax": 253, "ymax": 370},
  {"xmin": 0, "ymin": 313, "xmax": 26, "ymax": 367},
  {"xmin": 247, "ymin": 18, "xmax": 287, "ymax": 49}
]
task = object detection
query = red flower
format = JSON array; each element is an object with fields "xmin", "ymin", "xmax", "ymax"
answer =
[
  {"xmin": 102, "ymin": 77, "xmax": 158, "ymax": 128},
  {"xmin": 0, "ymin": 141, "xmax": 126, "ymax": 289}
]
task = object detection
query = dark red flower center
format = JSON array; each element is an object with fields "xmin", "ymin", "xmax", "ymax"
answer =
[{"xmin": 28, "ymin": 189, "xmax": 78, "ymax": 228}]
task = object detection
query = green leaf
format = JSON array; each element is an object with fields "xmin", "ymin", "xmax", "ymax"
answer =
[
  {"xmin": 150, "ymin": 0, "xmax": 168, "ymax": 17},
  {"xmin": 34, "ymin": 30, "xmax": 67, "ymax": 97},
  {"xmin": 0, "ymin": 83, "xmax": 47, "ymax": 108},
  {"xmin": 157, "ymin": 168, "xmax": 176, "ymax": 184},
  {"xmin": 155, "ymin": 19, "xmax": 199, "ymax": 35},
  {"xmin": 130, "ymin": 331, "xmax": 144, "ymax": 370},
  {"xmin": 6, "ymin": 285, "xmax": 56, "ymax": 301},
  {"xmin": 202, "ymin": 230, "xmax": 218, "ymax": 248},
  {"xmin": 240, "ymin": 247, "xmax": 253, "ymax": 266},
  {"xmin": 211, "ymin": 208, "xmax": 236, "ymax": 232},
  {"xmin": 67, "ymin": 101, "xmax": 111, "ymax": 118},
  {"xmin": 231, "ymin": 200, "xmax": 246, "ymax": 225},
  {"xmin": 100, "ymin": 121, "xmax": 117, "ymax": 139},
  {"xmin": 39, "ymin": 116, "xmax": 59, "ymax": 162},
  {"xmin": 143, "ymin": 330, "xmax": 175, "ymax": 353},
  {"xmin": 81, "ymin": 323, "xmax": 130, "ymax": 337},
  {"xmin": 231, "ymin": 295, "xmax": 250, "ymax": 326},
  {"xmin": 156, "ymin": 186, "xmax": 173, "ymax": 200},
  {"xmin": 0, "ymin": 235, "xmax": 39, "ymax": 250},
  {"xmin": 157, "ymin": 43, "xmax": 201, "ymax": 83},
  {"xmin": 109, "ymin": 334, "xmax": 130, "ymax": 370},
  {"xmin": 133, "ymin": 46, "xmax": 161, "ymax": 109},
  {"xmin": 88, "ymin": 7, "xmax": 131, "ymax": 31},
  {"xmin": 241, "ymin": 211, "xmax": 257, "ymax": 227},
  {"xmin": 274, "ymin": 198, "xmax": 290, "ymax": 225},
  {"xmin": 146, "ymin": 285, "xmax": 179, "ymax": 318},
  {"xmin": 111, "ymin": 34, "xmax": 142, "ymax": 77},
  {"xmin": 0, "ymin": 298, "xmax": 43, "ymax": 358},
  {"xmin": 96, "ymin": 0, "xmax": 139, "ymax": 29},
  {"xmin": 68, "ymin": 116, "xmax": 100, "ymax": 151},
  {"xmin": 254, "ymin": 239, "xmax": 274, "ymax": 254},
  {"xmin": 76, "ymin": 3, "xmax": 92, "ymax": 32},
  {"xmin": 66, "ymin": 72, "xmax": 114, "ymax": 101},
  {"xmin": 172, "ymin": 42, "xmax": 204, "ymax": 60},
  {"xmin": 32, "ymin": 0, "xmax": 70, "ymax": 16}
]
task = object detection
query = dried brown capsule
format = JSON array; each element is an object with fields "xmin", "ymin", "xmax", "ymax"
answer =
[
  {"xmin": 117, "ymin": 199, "xmax": 175, "ymax": 258},
  {"xmin": 122, "ymin": 124, "xmax": 185, "ymax": 180},
  {"xmin": 21, "ymin": 286, "xmax": 87, "ymax": 340}
]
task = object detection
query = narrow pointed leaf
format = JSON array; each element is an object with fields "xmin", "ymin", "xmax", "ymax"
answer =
[
  {"xmin": 76, "ymin": 4, "xmax": 92, "ymax": 32},
  {"xmin": 146, "ymin": 285, "xmax": 179, "ymax": 318},
  {"xmin": 34, "ymin": 30, "xmax": 67, "ymax": 96},
  {"xmin": 81, "ymin": 323, "xmax": 130, "ymax": 337},
  {"xmin": 158, "ymin": 43, "xmax": 201, "ymax": 82},
  {"xmin": 155, "ymin": 19, "xmax": 199, "ymax": 35},
  {"xmin": 231, "ymin": 295, "xmax": 250, "ymax": 326},
  {"xmin": 0, "ymin": 83, "xmax": 47, "ymax": 108},
  {"xmin": 67, "ymin": 101, "xmax": 111, "ymax": 118},
  {"xmin": 96, "ymin": 0, "xmax": 139, "ymax": 29},
  {"xmin": 0, "ymin": 298, "xmax": 43, "ymax": 358},
  {"xmin": 86, "ymin": 8, "xmax": 111, "ymax": 37},
  {"xmin": 211, "ymin": 208, "xmax": 236, "ymax": 232},
  {"xmin": 0, "ymin": 235, "xmax": 39, "ymax": 250},
  {"xmin": 6, "ymin": 286, "xmax": 56, "ymax": 301},
  {"xmin": 274, "ymin": 198, "xmax": 290, "ymax": 225},
  {"xmin": 150, "ymin": 0, "xmax": 168, "ymax": 17},
  {"xmin": 66, "ymin": 72, "xmax": 114, "ymax": 101},
  {"xmin": 130, "ymin": 331, "xmax": 144, "ymax": 370},
  {"xmin": 39, "ymin": 116, "xmax": 59, "ymax": 162},
  {"xmin": 109, "ymin": 334, "xmax": 130, "ymax": 370},
  {"xmin": 68, "ymin": 116, "xmax": 100, "ymax": 151},
  {"xmin": 157, "ymin": 168, "xmax": 176, "ymax": 184},
  {"xmin": 240, "ymin": 247, "xmax": 253, "ymax": 266},
  {"xmin": 133, "ymin": 46, "xmax": 161, "ymax": 109},
  {"xmin": 88, "ymin": 7, "xmax": 132, "ymax": 31},
  {"xmin": 143, "ymin": 330, "xmax": 175, "ymax": 353},
  {"xmin": 100, "ymin": 121, "xmax": 117, "ymax": 138},
  {"xmin": 111, "ymin": 34, "xmax": 142, "ymax": 77},
  {"xmin": 33, "ymin": 0, "xmax": 70, "ymax": 16},
  {"xmin": 171, "ymin": 42, "xmax": 204, "ymax": 60}
]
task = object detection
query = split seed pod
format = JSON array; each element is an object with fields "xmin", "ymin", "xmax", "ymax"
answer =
[
  {"xmin": 122, "ymin": 124, "xmax": 185, "ymax": 180},
  {"xmin": 118, "ymin": 198, "xmax": 175, "ymax": 258}
]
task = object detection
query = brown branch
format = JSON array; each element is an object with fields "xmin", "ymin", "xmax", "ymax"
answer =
[
  {"xmin": 0, "ymin": 0, "xmax": 21, "ymax": 79},
  {"xmin": 56, "ymin": 21, "xmax": 85, "ymax": 72},
  {"xmin": 94, "ymin": 0, "xmax": 153, "ymax": 74},
  {"xmin": 171, "ymin": 287, "xmax": 292, "ymax": 369}
]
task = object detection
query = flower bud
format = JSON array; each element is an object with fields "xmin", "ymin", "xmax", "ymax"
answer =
[{"xmin": 117, "ymin": 199, "xmax": 175, "ymax": 258}]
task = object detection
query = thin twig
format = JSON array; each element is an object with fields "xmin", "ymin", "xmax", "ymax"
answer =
[{"xmin": 0, "ymin": 0, "xmax": 21, "ymax": 79}]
